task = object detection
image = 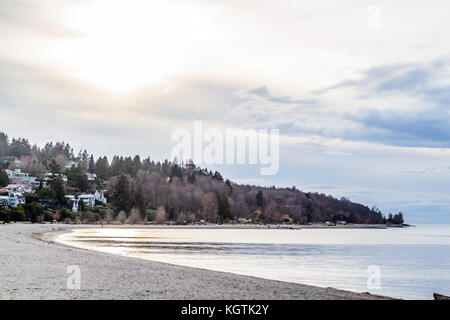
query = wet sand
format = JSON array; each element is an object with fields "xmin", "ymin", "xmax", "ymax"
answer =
[{"xmin": 0, "ymin": 223, "xmax": 390, "ymax": 300}]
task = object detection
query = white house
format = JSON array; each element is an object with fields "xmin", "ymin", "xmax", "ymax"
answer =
[
  {"xmin": 65, "ymin": 191, "xmax": 107, "ymax": 212},
  {"xmin": 6, "ymin": 169, "xmax": 37, "ymax": 184},
  {"xmin": 0, "ymin": 193, "xmax": 23, "ymax": 208},
  {"xmin": 8, "ymin": 194, "xmax": 20, "ymax": 207},
  {"xmin": 65, "ymin": 160, "xmax": 77, "ymax": 169},
  {"xmin": 86, "ymin": 173, "xmax": 97, "ymax": 181},
  {"xmin": 65, "ymin": 195, "xmax": 88, "ymax": 212},
  {"xmin": 5, "ymin": 184, "xmax": 33, "ymax": 194},
  {"xmin": 78, "ymin": 194, "xmax": 96, "ymax": 207},
  {"xmin": 5, "ymin": 169, "xmax": 42, "ymax": 189},
  {"xmin": 0, "ymin": 196, "xmax": 9, "ymax": 207},
  {"xmin": 44, "ymin": 172, "xmax": 68, "ymax": 182},
  {"xmin": 94, "ymin": 190, "xmax": 107, "ymax": 204}
]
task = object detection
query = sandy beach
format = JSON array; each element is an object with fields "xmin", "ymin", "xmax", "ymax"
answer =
[{"xmin": 0, "ymin": 223, "xmax": 390, "ymax": 300}]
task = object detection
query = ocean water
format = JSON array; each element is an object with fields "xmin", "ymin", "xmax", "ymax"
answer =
[{"xmin": 56, "ymin": 225, "xmax": 450, "ymax": 300}]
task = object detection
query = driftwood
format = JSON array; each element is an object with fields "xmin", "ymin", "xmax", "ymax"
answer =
[{"xmin": 433, "ymin": 293, "xmax": 450, "ymax": 300}]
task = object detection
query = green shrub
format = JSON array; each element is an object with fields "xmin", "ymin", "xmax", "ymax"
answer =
[
  {"xmin": 146, "ymin": 208, "xmax": 157, "ymax": 221},
  {"xmin": 60, "ymin": 208, "xmax": 75, "ymax": 221},
  {"xmin": 24, "ymin": 202, "xmax": 44, "ymax": 223}
]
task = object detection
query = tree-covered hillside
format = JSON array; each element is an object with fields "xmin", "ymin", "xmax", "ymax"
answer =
[{"xmin": 0, "ymin": 132, "xmax": 404, "ymax": 224}]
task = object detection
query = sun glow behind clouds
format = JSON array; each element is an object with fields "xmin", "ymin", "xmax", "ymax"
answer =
[{"xmin": 59, "ymin": 0, "xmax": 215, "ymax": 93}]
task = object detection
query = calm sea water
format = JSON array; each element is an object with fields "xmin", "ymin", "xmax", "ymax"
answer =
[{"xmin": 57, "ymin": 225, "xmax": 450, "ymax": 300}]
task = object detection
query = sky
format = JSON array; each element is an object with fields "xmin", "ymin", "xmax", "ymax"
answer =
[{"xmin": 1, "ymin": 0, "xmax": 449, "ymax": 223}]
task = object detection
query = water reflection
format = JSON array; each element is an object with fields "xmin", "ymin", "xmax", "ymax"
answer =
[{"xmin": 56, "ymin": 225, "xmax": 450, "ymax": 300}]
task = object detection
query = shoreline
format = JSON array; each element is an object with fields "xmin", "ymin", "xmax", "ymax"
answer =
[
  {"xmin": 29, "ymin": 221, "xmax": 407, "ymax": 230},
  {"xmin": 0, "ymin": 223, "xmax": 392, "ymax": 300}
]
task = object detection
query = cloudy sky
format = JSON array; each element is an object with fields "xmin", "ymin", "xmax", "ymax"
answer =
[{"xmin": 1, "ymin": 0, "xmax": 449, "ymax": 223}]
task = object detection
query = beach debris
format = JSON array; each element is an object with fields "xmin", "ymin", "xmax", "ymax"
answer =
[{"xmin": 433, "ymin": 293, "xmax": 450, "ymax": 300}]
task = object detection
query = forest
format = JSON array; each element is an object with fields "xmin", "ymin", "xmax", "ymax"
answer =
[{"xmin": 0, "ymin": 132, "xmax": 404, "ymax": 225}]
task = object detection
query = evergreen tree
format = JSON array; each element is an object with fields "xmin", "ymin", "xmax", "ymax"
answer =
[
  {"xmin": 135, "ymin": 183, "xmax": 146, "ymax": 219},
  {"xmin": 256, "ymin": 190, "xmax": 264, "ymax": 208},
  {"xmin": 225, "ymin": 179, "xmax": 232, "ymax": 194},
  {"xmin": 95, "ymin": 156, "xmax": 109, "ymax": 180},
  {"xmin": 66, "ymin": 165, "xmax": 89, "ymax": 192},
  {"xmin": 8, "ymin": 137, "xmax": 31, "ymax": 157},
  {"xmin": 132, "ymin": 155, "xmax": 142, "ymax": 177},
  {"xmin": 216, "ymin": 193, "xmax": 231, "ymax": 223},
  {"xmin": 162, "ymin": 159, "xmax": 171, "ymax": 176},
  {"xmin": 123, "ymin": 157, "xmax": 133, "ymax": 175},
  {"xmin": 304, "ymin": 201, "xmax": 313, "ymax": 223},
  {"xmin": 0, "ymin": 169, "xmax": 9, "ymax": 187},
  {"xmin": 38, "ymin": 187, "xmax": 55, "ymax": 201},
  {"xmin": 169, "ymin": 164, "xmax": 182, "ymax": 182},
  {"xmin": 88, "ymin": 155, "xmax": 95, "ymax": 174},
  {"xmin": 24, "ymin": 202, "xmax": 44, "ymax": 223},
  {"xmin": 393, "ymin": 212, "xmax": 404, "ymax": 224},
  {"xmin": 78, "ymin": 199, "xmax": 86, "ymax": 212},
  {"xmin": 112, "ymin": 175, "xmax": 131, "ymax": 214},
  {"xmin": 387, "ymin": 213, "xmax": 393, "ymax": 224},
  {"xmin": 48, "ymin": 159, "xmax": 61, "ymax": 175},
  {"xmin": 76, "ymin": 173, "xmax": 90, "ymax": 192},
  {"xmin": 0, "ymin": 132, "xmax": 8, "ymax": 157},
  {"xmin": 110, "ymin": 155, "xmax": 125, "ymax": 177},
  {"xmin": 51, "ymin": 176, "xmax": 66, "ymax": 208}
]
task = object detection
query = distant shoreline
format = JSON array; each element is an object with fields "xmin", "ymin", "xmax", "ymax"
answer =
[{"xmin": 6, "ymin": 221, "xmax": 409, "ymax": 230}]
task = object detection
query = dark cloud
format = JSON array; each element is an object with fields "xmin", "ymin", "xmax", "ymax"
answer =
[
  {"xmin": 247, "ymin": 86, "xmax": 315, "ymax": 104},
  {"xmin": 348, "ymin": 107, "xmax": 450, "ymax": 148},
  {"xmin": 312, "ymin": 58, "xmax": 450, "ymax": 148},
  {"xmin": 314, "ymin": 59, "xmax": 449, "ymax": 98}
]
